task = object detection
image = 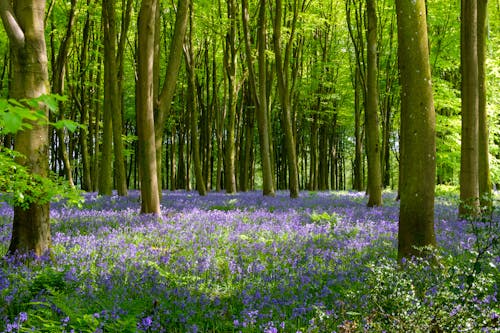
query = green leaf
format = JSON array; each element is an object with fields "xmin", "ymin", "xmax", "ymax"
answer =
[
  {"xmin": 2, "ymin": 110, "xmax": 24, "ymax": 134},
  {"xmin": 52, "ymin": 119, "xmax": 82, "ymax": 132}
]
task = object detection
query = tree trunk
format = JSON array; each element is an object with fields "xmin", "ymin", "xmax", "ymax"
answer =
[
  {"xmin": 459, "ymin": 0, "xmax": 480, "ymax": 217},
  {"xmin": 184, "ymin": 4, "xmax": 206, "ymax": 196},
  {"xmin": 396, "ymin": 0, "xmax": 437, "ymax": 261},
  {"xmin": 477, "ymin": 0, "xmax": 491, "ymax": 210},
  {"xmin": 98, "ymin": 2, "xmax": 114, "ymax": 196},
  {"xmin": 155, "ymin": 0, "xmax": 190, "ymax": 194},
  {"xmin": 50, "ymin": 0, "xmax": 77, "ymax": 188},
  {"xmin": 223, "ymin": 0, "xmax": 238, "ymax": 194},
  {"xmin": 365, "ymin": 0, "xmax": 382, "ymax": 206},
  {"xmin": 102, "ymin": 0, "xmax": 127, "ymax": 196},
  {"xmin": 1, "ymin": 0, "xmax": 51, "ymax": 255},
  {"xmin": 241, "ymin": 0, "xmax": 275, "ymax": 196},
  {"xmin": 272, "ymin": 0, "xmax": 300, "ymax": 198},
  {"xmin": 137, "ymin": 0, "xmax": 161, "ymax": 214},
  {"xmin": 353, "ymin": 67, "xmax": 364, "ymax": 191},
  {"xmin": 79, "ymin": 0, "xmax": 93, "ymax": 191}
]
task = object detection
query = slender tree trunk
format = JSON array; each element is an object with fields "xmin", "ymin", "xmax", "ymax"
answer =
[
  {"xmin": 353, "ymin": 67, "xmax": 364, "ymax": 191},
  {"xmin": 91, "ymin": 47, "xmax": 102, "ymax": 192},
  {"xmin": 309, "ymin": 112, "xmax": 318, "ymax": 190},
  {"xmin": 102, "ymin": 0, "xmax": 127, "ymax": 196},
  {"xmin": 1, "ymin": 0, "xmax": 51, "ymax": 255},
  {"xmin": 184, "ymin": 3, "xmax": 206, "ymax": 196},
  {"xmin": 241, "ymin": 0, "xmax": 275, "ymax": 196},
  {"xmin": 223, "ymin": 0, "xmax": 238, "ymax": 194},
  {"xmin": 272, "ymin": 0, "xmax": 300, "ymax": 198},
  {"xmin": 137, "ymin": 0, "xmax": 161, "ymax": 214},
  {"xmin": 50, "ymin": 0, "xmax": 77, "ymax": 188},
  {"xmin": 79, "ymin": 1, "xmax": 92, "ymax": 191},
  {"xmin": 477, "ymin": 0, "xmax": 491, "ymax": 210},
  {"xmin": 396, "ymin": 0, "xmax": 437, "ymax": 261},
  {"xmin": 155, "ymin": 0, "xmax": 190, "ymax": 195},
  {"xmin": 366, "ymin": 0, "xmax": 382, "ymax": 206},
  {"xmin": 98, "ymin": 2, "xmax": 114, "ymax": 196},
  {"xmin": 460, "ymin": 0, "xmax": 480, "ymax": 217}
]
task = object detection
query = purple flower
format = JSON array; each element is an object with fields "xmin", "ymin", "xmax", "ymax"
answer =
[
  {"xmin": 138, "ymin": 316, "xmax": 153, "ymax": 330},
  {"xmin": 19, "ymin": 312, "xmax": 28, "ymax": 323}
]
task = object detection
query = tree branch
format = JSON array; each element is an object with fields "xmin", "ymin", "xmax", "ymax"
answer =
[{"xmin": 0, "ymin": 0, "xmax": 25, "ymax": 48}]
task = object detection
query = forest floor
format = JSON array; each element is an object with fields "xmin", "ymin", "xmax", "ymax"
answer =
[{"xmin": 0, "ymin": 190, "xmax": 499, "ymax": 332}]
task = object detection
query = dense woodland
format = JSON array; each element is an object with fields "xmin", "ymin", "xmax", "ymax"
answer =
[
  {"xmin": 0, "ymin": 0, "xmax": 497, "ymax": 192},
  {"xmin": 0, "ymin": 0, "xmax": 499, "ymax": 258}
]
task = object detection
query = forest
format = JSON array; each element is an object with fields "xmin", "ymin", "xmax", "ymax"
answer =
[{"xmin": 0, "ymin": 0, "xmax": 499, "ymax": 332}]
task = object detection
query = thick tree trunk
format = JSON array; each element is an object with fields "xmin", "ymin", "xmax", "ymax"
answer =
[
  {"xmin": 396, "ymin": 0, "xmax": 437, "ymax": 261},
  {"xmin": 459, "ymin": 0, "xmax": 480, "ymax": 217},
  {"xmin": 137, "ymin": 0, "xmax": 161, "ymax": 214},
  {"xmin": 2, "ymin": 0, "xmax": 51, "ymax": 255},
  {"xmin": 365, "ymin": 0, "xmax": 382, "ymax": 206}
]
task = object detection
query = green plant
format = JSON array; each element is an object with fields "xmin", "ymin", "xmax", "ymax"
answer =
[{"xmin": 0, "ymin": 94, "xmax": 83, "ymax": 209}]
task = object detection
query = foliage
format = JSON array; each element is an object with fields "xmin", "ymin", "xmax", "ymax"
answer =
[
  {"xmin": 0, "ymin": 191, "xmax": 498, "ymax": 332},
  {"xmin": 0, "ymin": 148, "xmax": 82, "ymax": 209},
  {"xmin": 0, "ymin": 94, "xmax": 83, "ymax": 209}
]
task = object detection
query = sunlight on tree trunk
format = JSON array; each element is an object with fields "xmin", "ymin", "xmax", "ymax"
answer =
[
  {"xmin": 1, "ymin": 0, "xmax": 51, "ymax": 255},
  {"xmin": 396, "ymin": 0, "xmax": 437, "ymax": 261},
  {"xmin": 460, "ymin": 0, "xmax": 480, "ymax": 217},
  {"xmin": 366, "ymin": 0, "xmax": 383, "ymax": 207},
  {"xmin": 137, "ymin": 0, "xmax": 161, "ymax": 214}
]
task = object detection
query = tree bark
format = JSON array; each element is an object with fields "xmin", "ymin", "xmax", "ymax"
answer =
[
  {"xmin": 102, "ymin": 0, "xmax": 127, "ymax": 196},
  {"xmin": 137, "ymin": 0, "xmax": 161, "ymax": 214},
  {"xmin": 50, "ymin": 0, "xmax": 77, "ymax": 188},
  {"xmin": 272, "ymin": 0, "xmax": 300, "ymax": 198},
  {"xmin": 184, "ymin": 3, "xmax": 207, "ymax": 196},
  {"xmin": 1, "ymin": 0, "xmax": 51, "ymax": 255},
  {"xmin": 365, "ymin": 0, "xmax": 382, "ymax": 206},
  {"xmin": 79, "ymin": 0, "xmax": 92, "ymax": 191},
  {"xmin": 477, "ymin": 0, "xmax": 491, "ymax": 210},
  {"xmin": 223, "ymin": 0, "xmax": 238, "ymax": 194},
  {"xmin": 154, "ymin": 0, "xmax": 189, "ymax": 194},
  {"xmin": 353, "ymin": 67, "xmax": 364, "ymax": 191},
  {"xmin": 459, "ymin": 0, "xmax": 480, "ymax": 217},
  {"xmin": 241, "ymin": 0, "xmax": 275, "ymax": 196},
  {"xmin": 396, "ymin": 0, "xmax": 437, "ymax": 261}
]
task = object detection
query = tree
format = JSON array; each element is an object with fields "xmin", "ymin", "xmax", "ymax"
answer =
[
  {"xmin": 0, "ymin": 0, "xmax": 51, "ymax": 255},
  {"xmin": 272, "ymin": 0, "xmax": 301, "ymax": 198},
  {"xmin": 241, "ymin": 0, "xmax": 275, "ymax": 196},
  {"xmin": 477, "ymin": 0, "xmax": 491, "ymax": 210},
  {"xmin": 396, "ymin": 0, "xmax": 437, "ymax": 261},
  {"xmin": 459, "ymin": 0, "xmax": 480, "ymax": 217},
  {"xmin": 100, "ymin": 0, "xmax": 128, "ymax": 196},
  {"xmin": 50, "ymin": 0, "xmax": 77, "ymax": 188},
  {"xmin": 184, "ymin": 1, "xmax": 206, "ymax": 196},
  {"xmin": 365, "ymin": 0, "xmax": 382, "ymax": 206},
  {"xmin": 346, "ymin": 0, "xmax": 366, "ymax": 192},
  {"xmin": 155, "ymin": 0, "xmax": 189, "ymax": 194},
  {"xmin": 223, "ymin": 0, "xmax": 239, "ymax": 194},
  {"xmin": 137, "ymin": 0, "xmax": 161, "ymax": 214}
]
